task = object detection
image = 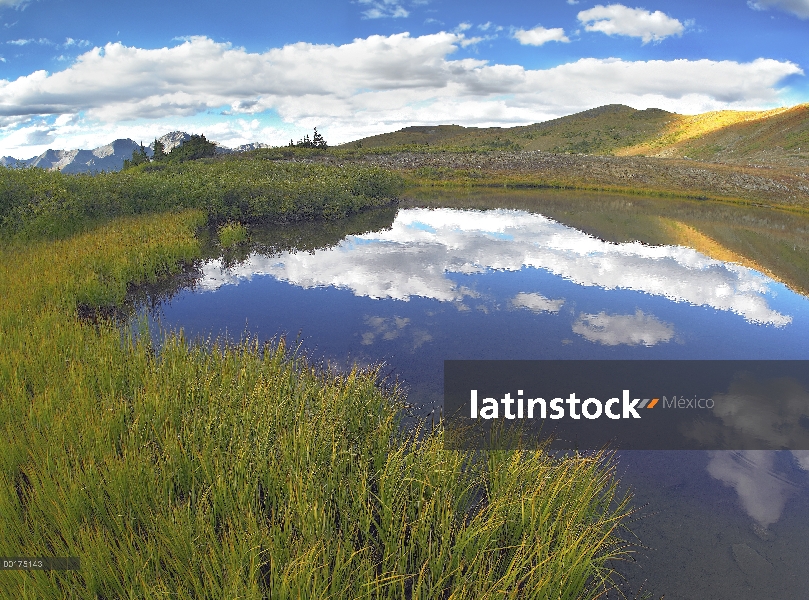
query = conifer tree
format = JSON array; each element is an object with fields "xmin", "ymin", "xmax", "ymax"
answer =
[
  {"xmin": 312, "ymin": 127, "xmax": 327, "ymax": 149},
  {"xmin": 153, "ymin": 139, "xmax": 167, "ymax": 161},
  {"xmin": 123, "ymin": 142, "xmax": 149, "ymax": 169}
]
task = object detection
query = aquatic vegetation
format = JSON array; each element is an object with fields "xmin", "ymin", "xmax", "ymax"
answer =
[
  {"xmin": 0, "ymin": 186, "xmax": 634, "ymax": 597},
  {"xmin": 217, "ymin": 221, "xmax": 248, "ymax": 248}
]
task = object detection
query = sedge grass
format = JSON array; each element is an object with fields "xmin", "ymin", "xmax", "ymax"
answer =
[
  {"xmin": 217, "ymin": 221, "xmax": 248, "ymax": 249},
  {"xmin": 0, "ymin": 207, "xmax": 636, "ymax": 598}
]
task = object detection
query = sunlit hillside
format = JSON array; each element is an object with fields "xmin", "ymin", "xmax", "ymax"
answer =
[
  {"xmin": 343, "ymin": 103, "xmax": 809, "ymax": 166},
  {"xmin": 617, "ymin": 104, "xmax": 809, "ymax": 164}
]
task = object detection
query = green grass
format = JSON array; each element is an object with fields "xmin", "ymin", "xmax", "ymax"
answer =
[
  {"xmin": 336, "ymin": 105, "xmax": 677, "ymax": 156},
  {"xmin": 217, "ymin": 221, "xmax": 248, "ymax": 248},
  {"xmin": 0, "ymin": 171, "xmax": 637, "ymax": 598},
  {"xmin": 0, "ymin": 157, "xmax": 403, "ymax": 240}
]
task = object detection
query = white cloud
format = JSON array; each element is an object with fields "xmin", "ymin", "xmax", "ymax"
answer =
[
  {"xmin": 511, "ymin": 292, "xmax": 565, "ymax": 313},
  {"xmin": 0, "ymin": 33, "xmax": 801, "ymax": 151},
  {"xmin": 359, "ymin": 0, "xmax": 409, "ymax": 19},
  {"xmin": 196, "ymin": 208, "xmax": 792, "ymax": 326},
  {"xmin": 513, "ymin": 26, "xmax": 570, "ymax": 46},
  {"xmin": 748, "ymin": 0, "xmax": 809, "ymax": 18},
  {"xmin": 63, "ymin": 37, "xmax": 91, "ymax": 48},
  {"xmin": 577, "ymin": 4, "xmax": 685, "ymax": 43},
  {"xmin": 572, "ymin": 309, "xmax": 674, "ymax": 346},
  {"xmin": 0, "ymin": 0, "xmax": 28, "ymax": 7},
  {"xmin": 459, "ymin": 36, "xmax": 484, "ymax": 48},
  {"xmin": 7, "ymin": 37, "xmax": 51, "ymax": 45}
]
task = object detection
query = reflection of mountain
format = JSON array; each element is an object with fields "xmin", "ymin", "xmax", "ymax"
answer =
[{"xmin": 200, "ymin": 208, "xmax": 791, "ymax": 326}]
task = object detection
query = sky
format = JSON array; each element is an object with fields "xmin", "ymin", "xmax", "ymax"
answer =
[{"xmin": 0, "ymin": 0, "xmax": 807, "ymax": 157}]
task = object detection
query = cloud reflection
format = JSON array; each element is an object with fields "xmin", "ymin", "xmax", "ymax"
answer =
[
  {"xmin": 511, "ymin": 292, "xmax": 565, "ymax": 314},
  {"xmin": 694, "ymin": 374, "xmax": 809, "ymax": 450},
  {"xmin": 703, "ymin": 375, "xmax": 809, "ymax": 527},
  {"xmin": 198, "ymin": 208, "xmax": 791, "ymax": 325},
  {"xmin": 360, "ymin": 315, "xmax": 433, "ymax": 350},
  {"xmin": 572, "ymin": 309, "xmax": 674, "ymax": 346},
  {"xmin": 707, "ymin": 451, "xmax": 797, "ymax": 528}
]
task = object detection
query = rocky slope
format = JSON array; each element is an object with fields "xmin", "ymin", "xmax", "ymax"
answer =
[{"xmin": 352, "ymin": 150, "xmax": 809, "ymax": 208}]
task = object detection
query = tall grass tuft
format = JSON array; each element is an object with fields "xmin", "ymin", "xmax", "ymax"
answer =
[
  {"xmin": 217, "ymin": 221, "xmax": 248, "ymax": 248},
  {"xmin": 0, "ymin": 208, "xmax": 635, "ymax": 598}
]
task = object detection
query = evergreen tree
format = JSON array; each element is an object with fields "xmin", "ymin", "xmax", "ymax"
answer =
[
  {"xmin": 123, "ymin": 142, "xmax": 149, "ymax": 169},
  {"xmin": 292, "ymin": 128, "xmax": 328, "ymax": 149},
  {"xmin": 168, "ymin": 134, "xmax": 217, "ymax": 163},
  {"xmin": 152, "ymin": 139, "xmax": 167, "ymax": 161},
  {"xmin": 312, "ymin": 127, "xmax": 327, "ymax": 149}
]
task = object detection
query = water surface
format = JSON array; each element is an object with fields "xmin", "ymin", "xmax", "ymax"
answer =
[{"xmin": 144, "ymin": 190, "xmax": 809, "ymax": 600}]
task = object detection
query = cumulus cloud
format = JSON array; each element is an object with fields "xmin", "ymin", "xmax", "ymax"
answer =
[
  {"xmin": 572, "ymin": 309, "xmax": 675, "ymax": 346},
  {"xmin": 578, "ymin": 4, "xmax": 685, "ymax": 43},
  {"xmin": 196, "ymin": 208, "xmax": 791, "ymax": 326},
  {"xmin": 0, "ymin": 33, "xmax": 800, "ymax": 149},
  {"xmin": 749, "ymin": 0, "xmax": 809, "ymax": 18},
  {"xmin": 513, "ymin": 26, "xmax": 570, "ymax": 46},
  {"xmin": 24, "ymin": 127, "xmax": 55, "ymax": 145}
]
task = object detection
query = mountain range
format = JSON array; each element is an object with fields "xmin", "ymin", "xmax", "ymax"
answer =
[
  {"xmin": 3, "ymin": 103, "xmax": 808, "ymax": 174},
  {"xmin": 0, "ymin": 131, "xmax": 272, "ymax": 174}
]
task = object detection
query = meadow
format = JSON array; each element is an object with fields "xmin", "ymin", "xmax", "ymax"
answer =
[
  {"xmin": 0, "ymin": 154, "xmax": 403, "ymax": 240},
  {"xmin": 0, "ymin": 159, "xmax": 635, "ymax": 599}
]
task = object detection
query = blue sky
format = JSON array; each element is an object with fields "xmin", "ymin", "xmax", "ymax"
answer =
[{"xmin": 0, "ymin": 0, "xmax": 807, "ymax": 156}]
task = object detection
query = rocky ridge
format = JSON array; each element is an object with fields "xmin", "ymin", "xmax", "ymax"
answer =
[{"xmin": 0, "ymin": 131, "xmax": 265, "ymax": 174}]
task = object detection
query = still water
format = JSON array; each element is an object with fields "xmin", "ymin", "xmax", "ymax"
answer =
[{"xmin": 143, "ymin": 190, "xmax": 809, "ymax": 599}]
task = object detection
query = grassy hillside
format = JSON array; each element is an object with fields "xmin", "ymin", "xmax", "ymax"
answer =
[
  {"xmin": 618, "ymin": 104, "xmax": 809, "ymax": 165},
  {"xmin": 341, "ymin": 103, "xmax": 809, "ymax": 166},
  {"xmin": 343, "ymin": 105, "xmax": 676, "ymax": 155}
]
